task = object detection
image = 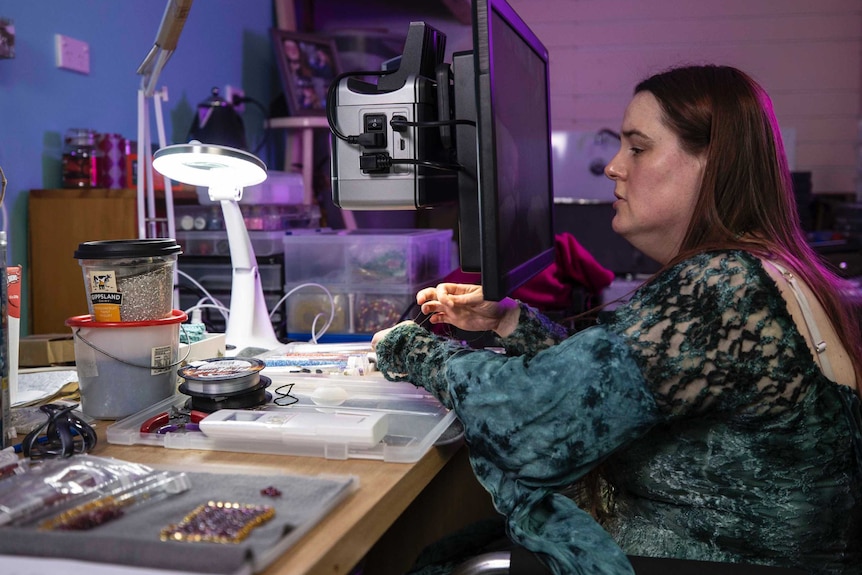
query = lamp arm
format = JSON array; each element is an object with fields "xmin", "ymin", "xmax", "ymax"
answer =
[
  {"xmin": 220, "ymin": 199, "xmax": 255, "ymax": 270},
  {"xmin": 219, "ymin": 198, "xmax": 281, "ymax": 352}
]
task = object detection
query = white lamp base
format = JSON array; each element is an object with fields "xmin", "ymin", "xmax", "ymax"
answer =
[
  {"xmin": 221, "ymin": 199, "xmax": 281, "ymax": 353},
  {"xmin": 151, "ymin": 143, "xmax": 279, "ymax": 353}
]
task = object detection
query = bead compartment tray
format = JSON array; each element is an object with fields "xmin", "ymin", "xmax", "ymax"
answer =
[{"xmin": 107, "ymin": 370, "xmax": 455, "ymax": 463}]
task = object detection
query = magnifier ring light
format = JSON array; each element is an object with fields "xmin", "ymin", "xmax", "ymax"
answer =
[
  {"xmin": 153, "ymin": 142, "xmax": 267, "ymax": 189},
  {"xmin": 152, "ymin": 142, "xmax": 280, "ymax": 353}
]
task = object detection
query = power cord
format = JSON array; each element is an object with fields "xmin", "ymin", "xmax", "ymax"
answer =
[
  {"xmin": 359, "ymin": 153, "xmax": 460, "ymax": 172},
  {"xmin": 177, "ymin": 269, "xmax": 229, "ymax": 323},
  {"xmin": 389, "ymin": 116, "xmax": 476, "ymax": 131},
  {"xmin": 227, "ymin": 94, "xmax": 271, "ymax": 156},
  {"xmin": 269, "ymin": 282, "xmax": 336, "ymax": 344},
  {"xmin": 177, "ymin": 271, "xmax": 339, "ymax": 344},
  {"xmin": 327, "ymin": 70, "xmax": 387, "ymax": 143},
  {"xmin": 326, "ymin": 70, "xmax": 476, "ymax": 148}
]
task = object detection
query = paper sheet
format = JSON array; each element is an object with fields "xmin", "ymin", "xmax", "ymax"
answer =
[{"xmin": 13, "ymin": 368, "xmax": 79, "ymax": 407}]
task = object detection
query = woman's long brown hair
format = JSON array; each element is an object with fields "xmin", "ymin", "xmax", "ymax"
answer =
[
  {"xmin": 578, "ymin": 65, "xmax": 862, "ymax": 521},
  {"xmin": 637, "ymin": 64, "xmax": 862, "ymax": 382}
]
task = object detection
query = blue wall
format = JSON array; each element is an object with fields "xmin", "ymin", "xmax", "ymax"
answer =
[{"xmin": 0, "ymin": 0, "xmax": 274, "ymax": 333}]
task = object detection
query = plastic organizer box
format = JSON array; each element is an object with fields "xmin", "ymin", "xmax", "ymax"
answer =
[
  {"xmin": 174, "ymin": 203, "xmax": 320, "ymax": 233},
  {"xmin": 283, "ymin": 280, "xmax": 439, "ymax": 335},
  {"xmin": 106, "ymin": 370, "xmax": 456, "ymax": 463},
  {"xmin": 176, "ymin": 229, "xmax": 287, "ymax": 257},
  {"xmin": 282, "ymin": 228, "xmax": 454, "ymax": 287}
]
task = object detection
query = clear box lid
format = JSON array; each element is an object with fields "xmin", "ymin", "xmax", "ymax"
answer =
[{"xmin": 106, "ymin": 354, "xmax": 457, "ymax": 463}]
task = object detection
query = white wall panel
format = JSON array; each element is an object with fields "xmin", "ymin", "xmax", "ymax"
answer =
[{"xmin": 507, "ymin": 0, "xmax": 862, "ymax": 194}]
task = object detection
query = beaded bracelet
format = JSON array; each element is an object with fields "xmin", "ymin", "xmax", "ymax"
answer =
[
  {"xmin": 38, "ymin": 495, "xmax": 127, "ymax": 531},
  {"xmin": 160, "ymin": 501, "xmax": 275, "ymax": 544}
]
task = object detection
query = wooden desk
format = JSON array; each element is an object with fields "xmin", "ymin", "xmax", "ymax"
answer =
[{"xmin": 95, "ymin": 437, "xmax": 496, "ymax": 575}]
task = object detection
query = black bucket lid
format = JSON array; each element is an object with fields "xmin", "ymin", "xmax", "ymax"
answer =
[{"xmin": 74, "ymin": 238, "xmax": 182, "ymax": 259}]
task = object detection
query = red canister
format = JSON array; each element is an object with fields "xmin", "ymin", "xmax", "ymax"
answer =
[{"xmin": 96, "ymin": 133, "xmax": 127, "ymax": 189}]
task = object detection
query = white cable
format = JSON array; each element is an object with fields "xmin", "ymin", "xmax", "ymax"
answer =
[
  {"xmin": 187, "ymin": 297, "xmax": 232, "ymax": 325},
  {"xmin": 176, "ymin": 269, "xmax": 229, "ymax": 321},
  {"xmin": 269, "ymin": 282, "xmax": 336, "ymax": 344},
  {"xmin": 183, "ymin": 303, "xmax": 232, "ymax": 324},
  {"xmin": 309, "ymin": 313, "xmax": 329, "ymax": 344},
  {"xmin": 179, "ymin": 271, "xmax": 337, "ymax": 344}
]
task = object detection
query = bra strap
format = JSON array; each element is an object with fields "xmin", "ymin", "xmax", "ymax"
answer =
[{"xmin": 767, "ymin": 260, "xmax": 835, "ymax": 381}]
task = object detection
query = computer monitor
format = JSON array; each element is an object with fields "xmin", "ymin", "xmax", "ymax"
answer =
[{"xmin": 456, "ymin": 0, "xmax": 556, "ymax": 301}]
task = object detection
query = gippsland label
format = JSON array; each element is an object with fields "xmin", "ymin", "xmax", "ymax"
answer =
[{"xmin": 88, "ymin": 270, "xmax": 122, "ymax": 321}]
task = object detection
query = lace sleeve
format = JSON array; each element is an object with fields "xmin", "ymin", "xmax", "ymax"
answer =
[
  {"xmin": 375, "ymin": 321, "xmax": 660, "ymax": 475},
  {"xmin": 375, "ymin": 321, "xmax": 661, "ymax": 574},
  {"xmin": 374, "ymin": 322, "xmax": 466, "ymax": 407},
  {"xmin": 605, "ymin": 251, "xmax": 816, "ymax": 418},
  {"xmin": 499, "ymin": 302, "xmax": 569, "ymax": 357},
  {"xmin": 375, "ymin": 302, "xmax": 569, "ymax": 401}
]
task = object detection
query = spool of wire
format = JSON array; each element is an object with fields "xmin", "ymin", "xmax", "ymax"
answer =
[{"xmin": 177, "ymin": 358, "xmax": 271, "ymax": 412}]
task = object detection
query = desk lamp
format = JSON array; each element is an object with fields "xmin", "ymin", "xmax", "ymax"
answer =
[{"xmin": 153, "ymin": 142, "xmax": 281, "ymax": 353}]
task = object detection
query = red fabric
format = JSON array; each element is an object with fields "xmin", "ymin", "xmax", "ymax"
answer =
[{"xmin": 443, "ymin": 233, "xmax": 615, "ymax": 311}]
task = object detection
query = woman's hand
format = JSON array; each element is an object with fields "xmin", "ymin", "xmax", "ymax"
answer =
[
  {"xmin": 417, "ymin": 283, "xmax": 520, "ymax": 337},
  {"xmin": 371, "ymin": 320, "xmax": 414, "ymax": 351}
]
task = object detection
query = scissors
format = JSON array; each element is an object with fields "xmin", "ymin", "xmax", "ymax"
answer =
[
  {"xmin": 21, "ymin": 403, "xmax": 97, "ymax": 459},
  {"xmin": 140, "ymin": 406, "xmax": 207, "ymax": 434}
]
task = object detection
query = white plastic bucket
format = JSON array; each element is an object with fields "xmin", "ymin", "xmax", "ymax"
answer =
[{"xmin": 66, "ymin": 310, "xmax": 188, "ymax": 419}]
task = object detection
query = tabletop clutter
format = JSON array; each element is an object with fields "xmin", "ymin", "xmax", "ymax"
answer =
[
  {"xmin": 0, "ymin": 228, "xmax": 465, "ymax": 573},
  {"xmin": 9, "ymin": 234, "xmax": 458, "ymax": 459},
  {"xmin": 0, "ymin": 237, "xmax": 374, "ymax": 573},
  {"xmin": 68, "ymin": 237, "xmax": 186, "ymax": 420}
]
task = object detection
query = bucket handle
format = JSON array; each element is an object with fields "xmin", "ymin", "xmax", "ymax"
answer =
[{"xmin": 72, "ymin": 324, "xmax": 192, "ymax": 370}]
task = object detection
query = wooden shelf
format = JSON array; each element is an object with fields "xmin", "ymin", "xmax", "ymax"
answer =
[
  {"xmin": 28, "ymin": 188, "xmax": 138, "ymax": 334},
  {"xmin": 267, "ymin": 116, "xmax": 330, "ymax": 130}
]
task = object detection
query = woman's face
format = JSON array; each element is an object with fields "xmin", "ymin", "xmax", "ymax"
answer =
[{"xmin": 604, "ymin": 91, "xmax": 706, "ymax": 264}]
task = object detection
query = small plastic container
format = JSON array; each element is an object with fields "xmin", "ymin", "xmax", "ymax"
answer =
[
  {"xmin": 74, "ymin": 238, "xmax": 182, "ymax": 322},
  {"xmin": 65, "ymin": 310, "xmax": 187, "ymax": 419},
  {"xmin": 284, "ymin": 280, "xmax": 439, "ymax": 336},
  {"xmin": 106, "ymin": 367, "xmax": 457, "ymax": 463},
  {"xmin": 282, "ymin": 229, "xmax": 454, "ymax": 287},
  {"xmin": 175, "ymin": 229, "xmax": 286, "ymax": 257}
]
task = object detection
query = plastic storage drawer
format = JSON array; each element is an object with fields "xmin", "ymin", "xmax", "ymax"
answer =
[
  {"xmin": 283, "ymin": 229, "xmax": 453, "ymax": 287},
  {"xmin": 178, "ymin": 260, "xmax": 283, "ymax": 292},
  {"xmin": 176, "ymin": 230, "xmax": 287, "ymax": 257},
  {"xmin": 283, "ymin": 281, "xmax": 436, "ymax": 336}
]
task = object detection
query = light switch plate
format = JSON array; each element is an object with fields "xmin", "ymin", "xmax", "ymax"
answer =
[{"xmin": 55, "ymin": 34, "xmax": 89, "ymax": 74}]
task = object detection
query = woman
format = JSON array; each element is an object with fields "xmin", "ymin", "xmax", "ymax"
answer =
[{"xmin": 372, "ymin": 65, "xmax": 862, "ymax": 574}]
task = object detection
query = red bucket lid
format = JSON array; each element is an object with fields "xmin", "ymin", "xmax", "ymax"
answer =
[{"xmin": 65, "ymin": 309, "xmax": 188, "ymax": 328}]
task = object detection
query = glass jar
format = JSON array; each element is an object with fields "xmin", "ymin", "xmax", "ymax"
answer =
[{"xmin": 62, "ymin": 128, "xmax": 98, "ymax": 188}]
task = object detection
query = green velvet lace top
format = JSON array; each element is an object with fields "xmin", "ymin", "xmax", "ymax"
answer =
[{"xmin": 375, "ymin": 250, "xmax": 862, "ymax": 575}]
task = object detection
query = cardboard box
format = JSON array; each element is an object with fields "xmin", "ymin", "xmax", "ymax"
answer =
[{"xmin": 19, "ymin": 334, "xmax": 76, "ymax": 367}]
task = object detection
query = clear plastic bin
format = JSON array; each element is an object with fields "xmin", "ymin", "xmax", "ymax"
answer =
[
  {"xmin": 176, "ymin": 230, "xmax": 287, "ymax": 257},
  {"xmin": 283, "ymin": 280, "xmax": 437, "ymax": 335},
  {"xmin": 283, "ymin": 229, "xmax": 453, "ymax": 287},
  {"xmin": 178, "ymin": 261, "xmax": 283, "ymax": 292},
  {"xmin": 174, "ymin": 203, "xmax": 319, "ymax": 233},
  {"xmin": 106, "ymin": 366, "xmax": 456, "ymax": 463}
]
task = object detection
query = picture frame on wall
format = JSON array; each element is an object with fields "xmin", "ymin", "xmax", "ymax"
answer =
[{"xmin": 271, "ymin": 29, "xmax": 341, "ymax": 117}]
